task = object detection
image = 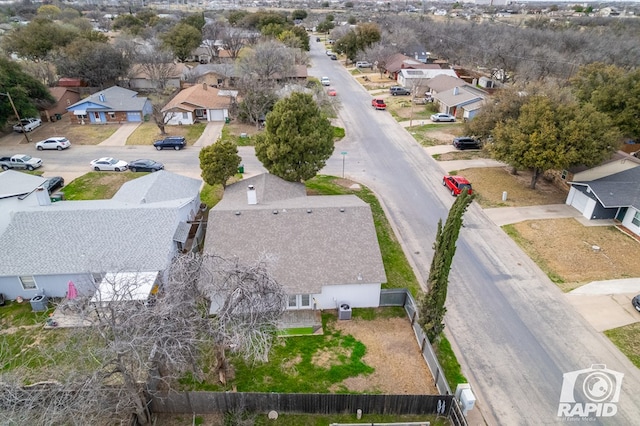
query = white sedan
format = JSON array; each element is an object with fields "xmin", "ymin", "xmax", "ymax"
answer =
[
  {"xmin": 90, "ymin": 157, "xmax": 128, "ymax": 172},
  {"xmin": 430, "ymin": 113, "xmax": 456, "ymax": 122},
  {"xmin": 35, "ymin": 137, "xmax": 71, "ymax": 151}
]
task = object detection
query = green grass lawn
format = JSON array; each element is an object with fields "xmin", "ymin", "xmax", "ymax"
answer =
[
  {"xmin": 61, "ymin": 172, "xmax": 144, "ymax": 200},
  {"xmin": 604, "ymin": 323, "xmax": 640, "ymax": 368},
  {"xmin": 126, "ymin": 122, "xmax": 206, "ymax": 146}
]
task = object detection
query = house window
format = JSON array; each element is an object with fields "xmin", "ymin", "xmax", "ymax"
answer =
[
  {"xmin": 19, "ymin": 276, "xmax": 37, "ymax": 290},
  {"xmin": 300, "ymin": 294, "xmax": 310, "ymax": 307},
  {"xmin": 632, "ymin": 211, "xmax": 640, "ymax": 227},
  {"xmin": 182, "ymin": 112, "xmax": 189, "ymax": 119},
  {"xmin": 108, "ymin": 112, "xmax": 116, "ymax": 119},
  {"xmin": 561, "ymin": 170, "xmax": 568, "ymax": 180},
  {"xmin": 288, "ymin": 295, "xmax": 297, "ymax": 308}
]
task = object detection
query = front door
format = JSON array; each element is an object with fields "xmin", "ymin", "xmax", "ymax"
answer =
[{"xmin": 93, "ymin": 112, "xmax": 101, "ymax": 123}]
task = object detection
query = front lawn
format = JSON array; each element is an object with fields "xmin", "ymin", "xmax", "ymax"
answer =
[
  {"xmin": 126, "ymin": 122, "xmax": 205, "ymax": 146},
  {"xmin": 61, "ymin": 172, "xmax": 144, "ymax": 200},
  {"xmin": 604, "ymin": 323, "xmax": 640, "ymax": 369}
]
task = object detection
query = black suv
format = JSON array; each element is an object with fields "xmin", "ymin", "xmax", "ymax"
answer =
[
  {"xmin": 453, "ymin": 137, "xmax": 481, "ymax": 150},
  {"xmin": 153, "ymin": 136, "xmax": 186, "ymax": 151},
  {"xmin": 389, "ymin": 86, "xmax": 411, "ymax": 96}
]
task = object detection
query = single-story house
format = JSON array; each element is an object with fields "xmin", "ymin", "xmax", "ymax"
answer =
[
  {"xmin": 161, "ymin": 83, "xmax": 236, "ymax": 124},
  {"xmin": 397, "ymin": 68, "xmax": 459, "ymax": 90},
  {"xmin": 126, "ymin": 63, "xmax": 187, "ymax": 90},
  {"xmin": 382, "ymin": 53, "xmax": 443, "ymax": 80},
  {"xmin": 204, "ymin": 174, "xmax": 387, "ymax": 312},
  {"xmin": 66, "ymin": 86, "xmax": 153, "ymax": 124},
  {"xmin": 0, "ymin": 171, "xmax": 203, "ymax": 300},
  {"xmin": 432, "ymin": 85, "xmax": 487, "ymax": 120},
  {"xmin": 186, "ymin": 63, "xmax": 238, "ymax": 88},
  {"xmin": 41, "ymin": 86, "xmax": 81, "ymax": 123},
  {"xmin": 425, "ymin": 74, "xmax": 467, "ymax": 95},
  {"xmin": 566, "ymin": 166, "xmax": 640, "ymax": 236}
]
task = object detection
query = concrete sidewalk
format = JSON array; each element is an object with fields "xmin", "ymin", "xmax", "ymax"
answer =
[{"xmin": 483, "ymin": 204, "xmax": 583, "ymax": 226}]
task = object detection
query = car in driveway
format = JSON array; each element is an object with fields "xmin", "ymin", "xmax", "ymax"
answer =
[
  {"xmin": 42, "ymin": 176, "xmax": 64, "ymax": 193},
  {"xmin": 371, "ymin": 98, "xmax": 386, "ymax": 110},
  {"xmin": 431, "ymin": 113, "xmax": 456, "ymax": 122},
  {"xmin": 35, "ymin": 137, "xmax": 71, "ymax": 151},
  {"xmin": 90, "ymin": 157, "xmax": 128, "ymax": 171},
  {"xmin": 13, "ymin": 118, "xmax": 41, "ymax": 132},
  {"xmin": 390, "ymin": 86, "xmax": 411, "ymax": 96},
  {"xmin": 633, "ymin": 295, "xmax": 640, "ymax": 312},
  {"xmin": 356, "ymin": 61, "xmax": 373, "ymax": 69},
  {"xmin": 443, "ymin": 175, "xmax": 473, "ymax": 196},
  {"xmin": 153, "ymin": 136, "xmax": 186, "ymax": 150},
  {"xmin": 453, "ymin": 137, "xmax": 481, "ymax": 150},
  {"xmin": 128, "ymin": 159, "xmax": 164, "ymax": 173}
]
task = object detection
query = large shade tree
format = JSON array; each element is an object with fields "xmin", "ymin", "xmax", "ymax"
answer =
[
  {"xmin": 491, "ymin": 96, "xmax": 620, "ymax": 189},
  {"xmin": 1, "ymin": 17, "xmax": 78, "ymax": 60},
  {"xmin": 161, "ymin": 22, "xmax": 202, "ymax": 62},
  {"xmin": 254, "ymin": 92, "xmax": 334, "ymax": 182},
  {"xmin": 199, "ymin": 139, "xmax": 242, "ymax": 189},
  {"xmin": 53, "ymin": 39, "xmax": 130, "ymax": 88}
]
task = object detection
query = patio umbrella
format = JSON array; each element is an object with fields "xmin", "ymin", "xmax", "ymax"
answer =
[{"xmin": 67, "ymin": 280, "xmax": 78, "ymax": 300}]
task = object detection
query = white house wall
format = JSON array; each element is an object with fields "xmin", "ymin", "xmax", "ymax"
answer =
[
  {"xmin": 314, "ymin": 283, "xmax": 381, "ymax": 310},
  {"xmin": 0, "ymin": 273, "xmax": 95, "ymax": 300},
  {"xmin": 166, "ymin": 111, "xmax": 195, "ymax": 126},
  {"xmin": 621, "ymin": 207, "xmax": 640, "ymax": 237}
]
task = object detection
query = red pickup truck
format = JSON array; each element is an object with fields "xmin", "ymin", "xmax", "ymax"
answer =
[{"xmin": 371, "ymin": 98, "xmax": 386, "ymax": 110}]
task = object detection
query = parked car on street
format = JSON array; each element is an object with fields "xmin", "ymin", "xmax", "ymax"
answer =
[
  {"xmin": 128, "ymin": 159, "xmax": 164, "ymax": 173},
  {"xmin": 390, "ymin": 86, "xmax": 411, "ymax": 96},
  {"xmin": 316, "ymin": 37, "xmax": 321, "ymax": 42},
  {"xmin": 90, "ymin": 157, "xmax": 128, "ymax": 171},
  {"xmin": 13, "ymin": 118, "xmax": 42, "ymax": 132},
  {"xmin": 327, "ymin": 88, "xmax": 337, "ymax": 97},
  {"xmin": 453, "ymin": 137, "xmax": 481, "ymax": 150},
  {"xmin": 443, "ymin": 175, "xmax": 473, "ymax": 196},
  {"xmin": 633, "ymin": 295, "xmax": 640, "ymax": 312},
  {"xmin": 329, "ymin": 54, "xmax": 337, "ymax": 60},
  {"xmin": 325, "ymin": 50, "xmax": 334, "ymax": 56},
  {"xmin": 0, "ymin": 154, "xmax": 43, "ymax": 170},
  {"xmin": 35, "ymin": 136, "xmax": 71, "ymax": 151},
  {"xmin": 371, "ymin": 98, "xmax": 386, "ymax": 110},
  {"xmin": 42, "ymin": 176, "xmax": 64, "ymax": 193},
  {"xmin": 431, "ymin": 113, "xmax": 456, "ymax": 122},
  {"xmin": 153, "ymin": 136, "xmax": 186, "ymax": 151},
  {"xmin": 321, "ymin": 77, "xmax": 331, "ymax": 86}
]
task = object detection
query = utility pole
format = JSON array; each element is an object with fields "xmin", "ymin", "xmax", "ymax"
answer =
[{"xmin": 0, "ymin": 92, "xmax": 31, "ymax": 144}]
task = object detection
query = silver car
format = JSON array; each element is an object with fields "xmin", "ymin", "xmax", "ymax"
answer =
[{"xmin": 35, "ymin": 137, "xmax": 71, "ymax": 151}]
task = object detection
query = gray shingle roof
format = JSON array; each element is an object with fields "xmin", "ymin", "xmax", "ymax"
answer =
[
  {"xmin": 0, "ymin": 170, "xmax": 46, "ymax": 199},
  {"xmin": 574, "ymin": 166, "xmax": 640, "ymax": 209},
  {"xmin": 205, "ymin": 174, "xmax": 387, "ymax": 294},
  {"xmin": 0, "ymin": 203, "xmax": 179, "ymax": 276},
  {"xmin": 67, "ymin": 86, "xmax": 147, "ymax": 112},
  {"xmin": 112, "ymin": 171, "xmax": 202, "ymax": 205}
]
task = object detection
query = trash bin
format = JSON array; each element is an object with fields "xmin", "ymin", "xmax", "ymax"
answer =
[
  {"xmin": 55, "ymin": 113, "xmax": 62, "ymax": 120},
  {"xmin": 225, "ymin": 117, "xmax": 230, "ymax": 124},
  {"xmin": 50, "ymin": 192, "xmax": 64, "ymax": 202},
  {"xmin": 237, "ymin": 164, "xmax": 244, "ymax": 174},
  {"xmin": 338, "ymin": 302, "xmax": 352, "ymax": 320},
  {"xmin": 30, "ymin": 295, "xmax": 48, "ymax": 312}
]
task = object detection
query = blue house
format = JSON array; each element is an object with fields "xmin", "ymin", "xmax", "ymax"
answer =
[{"xmin": 67, "ymin": 86, "xmax": 152, "ymax": 124}]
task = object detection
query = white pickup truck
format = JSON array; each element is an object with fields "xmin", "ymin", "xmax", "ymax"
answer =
[
  {"xmin": 0, "ymin": 154, "xmax": 43, "ymax": 171},
  {"xmin": 13, "ymin": 118, "xmax": 42, "ymax": 133}
]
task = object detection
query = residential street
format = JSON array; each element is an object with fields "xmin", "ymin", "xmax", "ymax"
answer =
[{"xmin": 310, "ymin": 41, "xmax": 640, "ymax": 424}]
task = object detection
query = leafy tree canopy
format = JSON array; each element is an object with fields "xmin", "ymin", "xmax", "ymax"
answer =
[
  {"xmin": 112, "ymin": 14, "xmax": 145, "ymax": 35},
  {"xmin": 0, "ymin": 57, "xmax": 54, "ymax": 127},
  {"xmin": 254, "ymin": 92, "xmax": 334, "ymax": 182},
  {"xmin": 199, "ymin": 139, "xmax": 242, "ymax": 189},
  {"xmin": 291, "ymin": 10, "xmax": 308, "ymax": 20},
  {"xmin": 53, "ymin": 39, "xmax": 130, "ymax": 88},
  {"xmin": 491, "ymin": 96, "xmax": 620, "ymax": 188},
  {"xmin": 161, "ymin": 23, "xmax": 203, "ymax": 62},
  {"xmin": 182, "ymin": 13, "xmax": 205, "ymax": 31},
  {"xmin": 1, "ymin": 17, "xmax": 78, "ymax": 61}
]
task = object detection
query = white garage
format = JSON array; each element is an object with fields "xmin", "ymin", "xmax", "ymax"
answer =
[{"xmin": 566, "ymin": 187, "xmax": 595, "ymax": 219}]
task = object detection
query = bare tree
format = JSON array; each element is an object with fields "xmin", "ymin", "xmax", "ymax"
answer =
[
  {"xmin": 0, "ymin": 254, "xmax": 286, "ymax": 425},
  {"xmin": 221, "ymin": 26, "xmax": 247, "ymax": 59},
  {"xmin": 136, "ymin": 45, "xmax": 178, "ymax": 90},
  {"xmin": 364, "ymin": 42, "xmax": 396, "ymax": 78},
  {"xmin": 202, "ymin": 19, "xmax": 226, "ymax": 59},
  {"xmin": 148, "ymin": 91, "xmax": 176, "ymax": 135},
  {"xmin": 237, "ymin": 40, "xmax": 294, "ymax": 81}
]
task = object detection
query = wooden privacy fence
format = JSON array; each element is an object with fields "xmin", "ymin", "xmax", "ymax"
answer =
[{"xmin": 150, "ymin": 391, "xmax": 453, "ymax": 416}]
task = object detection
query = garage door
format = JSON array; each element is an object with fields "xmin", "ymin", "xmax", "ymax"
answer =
[
  {"xmin": 569, "ymin": 187, "xmax": 590, "ymax": 214},
  {"xmin": 127, "ymin": 112, "xmax": 142, "ymax": 122},
  {"xmin": 209, "ymin": 109, "xmax": 225, "ymax": 121}
]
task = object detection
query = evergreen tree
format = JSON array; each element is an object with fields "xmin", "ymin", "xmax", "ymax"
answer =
[
  {"xmin": 419, "ymin": 192, "xmax": 474, "ymax": 341},
  {"xmin": 199, "ymin": 139, "xmax": 242, "ymax": 189}
]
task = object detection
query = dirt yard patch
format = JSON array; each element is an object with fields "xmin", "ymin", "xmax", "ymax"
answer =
[
  {"xmin": 331, "ymin": 317, "xmax": 437, "ymax": 395},
  {"xmin": 507, "ymin": 218, "xmax": 640, "ymax": 291}
]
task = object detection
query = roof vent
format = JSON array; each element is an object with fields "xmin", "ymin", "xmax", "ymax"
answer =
[
  {"xmin": 273, "ymin": 210, "xmax": 278, "ymax": 215},
  {"xmin": 453, "ymin": 86, "xmax": 460, "ymax": 96},
  {"xmin": 247, "ymin": 185, "xmax": 257, "ymax": 205},
  {"xmin": 357, "ymin": 273, "xmax": 363, "ymax": 281},
  {"xmin": 307, "ymin": 209, "xmax": 312, "ymax": 213},
  {"xmin": 234, "ymin": 211, "xmax": 241, "ymax": 216},
  {"xmin": 99, "ymin": 93, "xmax": 105, "ymax": 102},
  {"xmin": 340, "ymin": 208, "xmax": 345, "ymax": 212}
]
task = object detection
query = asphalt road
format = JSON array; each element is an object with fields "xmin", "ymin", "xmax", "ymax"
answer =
[
  {"xmin": 310, "ymin": 41, "xmax": 640, "ymax": 424},
  {"xmin": 3, "ymin": 44, "xmax": 640, "ymax": 424}
]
